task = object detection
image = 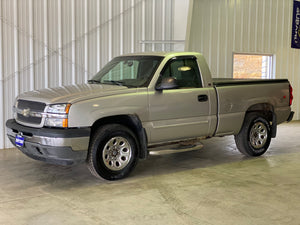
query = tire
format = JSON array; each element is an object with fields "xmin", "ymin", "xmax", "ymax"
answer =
[
  {"xmin": 234, "ymin": 112, "xmax": 271, "ymax": 157},
  {"xmin": 87, "ymin": 124, "xmax": 139, "ymax": 180}
]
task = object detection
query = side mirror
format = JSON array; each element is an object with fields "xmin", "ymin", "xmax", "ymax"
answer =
[{"xmin": 156, "ymin": 77, "xmax": 178, "ymax": 91}]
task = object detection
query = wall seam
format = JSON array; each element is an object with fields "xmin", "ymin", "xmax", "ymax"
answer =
[
  {"xmin": 44, "ymin": 0, "xmax": 48, "ymax": 88},
  {"xmin": 58, "ymin": 0, "xmax": 62, "ymax": 86},
  {"xmin": 29, "ymin": 0, "xmax": 35, "ymax": 90},
  {"xmin": 13, "ymin": 0, "xmax": 19, "ymax": 98},
  {"xmin": 0, "ymin": 0, "xmax": 4, "ymax": 149}
]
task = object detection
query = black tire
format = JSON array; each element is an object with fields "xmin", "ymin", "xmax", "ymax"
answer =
[
  {"xmin": 234, "ymin": 112, "xmax": 271, "ymax": 157},
  {"xmin": 87, "ymin": 124, "xmax": 139, "ymax": 180}
]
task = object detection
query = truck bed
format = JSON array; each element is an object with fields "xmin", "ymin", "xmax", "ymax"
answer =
[
  {"xmin": 212, "ymin": 77, "xmax": 291, "ymax": 136},
  {"xmin": 213, "ymin": 78, "xmax": 289, "ymax": 87}
]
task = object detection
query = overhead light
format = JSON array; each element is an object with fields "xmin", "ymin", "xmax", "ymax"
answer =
[{"xmin": 178, "ymin": 66, "xmax": 191, "ymax": 72}]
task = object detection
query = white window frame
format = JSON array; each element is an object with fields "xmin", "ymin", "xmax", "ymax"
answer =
[{"xmin": 233, "ymin": 53, "xmax": 275, "ymax": 79}]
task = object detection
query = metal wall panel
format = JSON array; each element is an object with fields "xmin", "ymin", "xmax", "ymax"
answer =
[
  {"xmin": 187, "ymin": 0, "xmax": 299, "ymax": 120},
  {"xmin": 0, "ymin": 0, "xmax": 175, "ymax": 149}
]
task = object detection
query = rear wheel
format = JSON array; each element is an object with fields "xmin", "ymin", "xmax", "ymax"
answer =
[
  {"xmin": 234, "ymin": 112, "xmax": 271, "ymax": 156},
  {"xmin": 87, "ymin": 124, "xmax": 138, "ymax": 180}
]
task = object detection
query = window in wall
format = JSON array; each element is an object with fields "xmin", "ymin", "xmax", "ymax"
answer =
[{"xmin": 233, "ymin": 54, "xmax": 274, "ymax": 79}]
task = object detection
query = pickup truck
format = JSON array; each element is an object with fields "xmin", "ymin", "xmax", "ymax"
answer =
[{"xmin": 6, "ymin": 52, "xmax": 294, "ymax": 180}]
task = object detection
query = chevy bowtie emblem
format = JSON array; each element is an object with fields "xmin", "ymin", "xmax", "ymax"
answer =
[{"xmin": 21, "ymin": 108, "xmax": 30, "ymax": 117}]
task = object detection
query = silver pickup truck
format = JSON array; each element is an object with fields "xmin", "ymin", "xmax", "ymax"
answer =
[{"xmin": 6, "ymin": 52, "xmax": 294, "ymax": 180}]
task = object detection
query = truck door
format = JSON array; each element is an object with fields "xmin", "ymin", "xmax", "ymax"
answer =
[{"xmin": 148, "ymin": 56, "xmax": 216, "ymax": 144}]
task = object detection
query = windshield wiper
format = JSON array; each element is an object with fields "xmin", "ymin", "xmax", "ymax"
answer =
[
  {"xmin": 102, "ymin": 80, "xmax": 124, "ymax": 86},
  {"xmin": 88, "ymin": 79, "xmax": 101, "ymax": 84}
]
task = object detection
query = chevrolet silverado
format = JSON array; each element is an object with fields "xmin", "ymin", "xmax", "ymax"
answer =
[{"xmin": 6, "ymin": 52, "xmax": 294, "ymax": 180}]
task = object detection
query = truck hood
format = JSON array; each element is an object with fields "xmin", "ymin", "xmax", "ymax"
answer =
[{"xmin": 18, "ymin": 84, "xmax": 134, "ymax": 104}]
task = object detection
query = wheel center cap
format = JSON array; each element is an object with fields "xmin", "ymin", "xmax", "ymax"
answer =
[{"xmin": 112, "ymin": 149, "xmax": 118, "ymax": 157}]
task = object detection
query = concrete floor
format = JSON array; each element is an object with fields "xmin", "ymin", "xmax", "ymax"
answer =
[{"xmin": 1, "ymin": 121, "xmax": 300, "ymax": 225}]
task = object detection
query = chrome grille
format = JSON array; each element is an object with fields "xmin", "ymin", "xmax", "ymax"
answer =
[{"xmin": 16, "ymin": 100, "xmax": 46, "ymax": 125}]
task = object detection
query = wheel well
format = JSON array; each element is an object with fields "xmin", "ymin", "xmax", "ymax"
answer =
[
  {"xmin": 246, "ymin": 103, "xmax": 277, "ymax": 138},
  {"xmin": 90, "ymin": 115, "xmax": 148, "ymax": 159},
  {"xmin": 246, "ymin": 103, "xmax": 274, "ymax": 122}
]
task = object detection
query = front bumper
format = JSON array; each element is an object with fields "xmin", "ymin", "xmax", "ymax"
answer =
[{"xmin": 6, "ymin": 119, "xmax": 90, "ymax": 166}]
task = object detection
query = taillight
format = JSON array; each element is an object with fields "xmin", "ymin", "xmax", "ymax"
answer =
[{"xmin": 289, "ymin": 84, "xmax": 293, "ymax": 106}]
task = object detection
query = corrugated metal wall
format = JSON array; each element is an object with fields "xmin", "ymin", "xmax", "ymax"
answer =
[
  {"xmin": 187, "ymin": 0, "xmax": 299, "ymax": 120},
  {"xmin": 0, "ymin": 0, "xmax": 175, "ymax": 149}
]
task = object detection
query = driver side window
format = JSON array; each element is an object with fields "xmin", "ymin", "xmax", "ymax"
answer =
[{"xmin": 161, "ymin": 58, "xmax": 202, "ymax": 88}]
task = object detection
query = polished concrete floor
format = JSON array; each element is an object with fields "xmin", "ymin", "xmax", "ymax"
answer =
[{"xmin": 1, "ymin": 121, "xmax": 300, "ymax": 225}]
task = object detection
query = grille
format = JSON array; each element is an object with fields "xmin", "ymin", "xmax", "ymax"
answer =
[
  {"xmin": 16, "ymin": 100, "xmax": 46, "ymax": 125},
  {"xmin": 17, "ymin": 100, "xmax": 45, "ymax": 112},
  {"xmin": 17, "ymin": 114, "xmax": 42, "ymax": 124}
]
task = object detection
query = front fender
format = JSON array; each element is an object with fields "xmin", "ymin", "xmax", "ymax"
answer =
[{"xmin": 68, "ymin": 90, "xmax": 148, "ymax": 128}]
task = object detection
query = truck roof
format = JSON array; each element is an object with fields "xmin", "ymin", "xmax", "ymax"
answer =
[{"xmin": 121, "ymin": 52, "xmax": 202, "ymax": 58}]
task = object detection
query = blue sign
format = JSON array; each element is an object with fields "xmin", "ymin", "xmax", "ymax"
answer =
[
  {"xmin": 292, "ymin": 0, "xmax": 300, "ymax": 48},
  {"xmin": 15, "ymin": 135, "xmax": 24, "ymax": 147}
]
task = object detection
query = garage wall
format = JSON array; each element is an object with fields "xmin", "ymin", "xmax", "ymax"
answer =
[
  {"xmin": 186, "ymin": 0, "xmax": 300, "ymax": 120},
  {"xmin": 0, "ymin": 0, "xmax": 176, "ymax": 149}
]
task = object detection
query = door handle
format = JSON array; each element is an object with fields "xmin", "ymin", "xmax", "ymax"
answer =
[{"xmin": 198, "ymin": 95, "xmax": 208, "ymax": 102}]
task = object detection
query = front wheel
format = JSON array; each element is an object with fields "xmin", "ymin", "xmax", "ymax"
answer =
[
  {"xmin": 87, "ymin": 124, "xmax": 138, "ymax": 180},
  {"xmin": 234, "ymin": 112, "xmax": 271, "ymax": 157}
]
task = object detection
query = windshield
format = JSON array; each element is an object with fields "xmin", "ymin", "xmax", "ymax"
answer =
[{"xmin": 88, "ymin": 56, "xmax": 163, "ymax": 88}]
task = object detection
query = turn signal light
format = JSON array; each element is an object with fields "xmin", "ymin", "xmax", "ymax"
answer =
[{"xmin": 62, "ymin": 119, "xmax": 68, "ymax": 128}]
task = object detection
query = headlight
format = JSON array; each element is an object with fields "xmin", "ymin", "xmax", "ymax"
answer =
[
  {"xmin": 47, "ymin": 104, "xmax": 70, "ymax": 114},
  {"xmin": 44, "ymin": 117, "xmax": 68, "ymax": 127},
  {"xmin": 44, "ymin": 103, "xmax": 71, "ymax": 128}
]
